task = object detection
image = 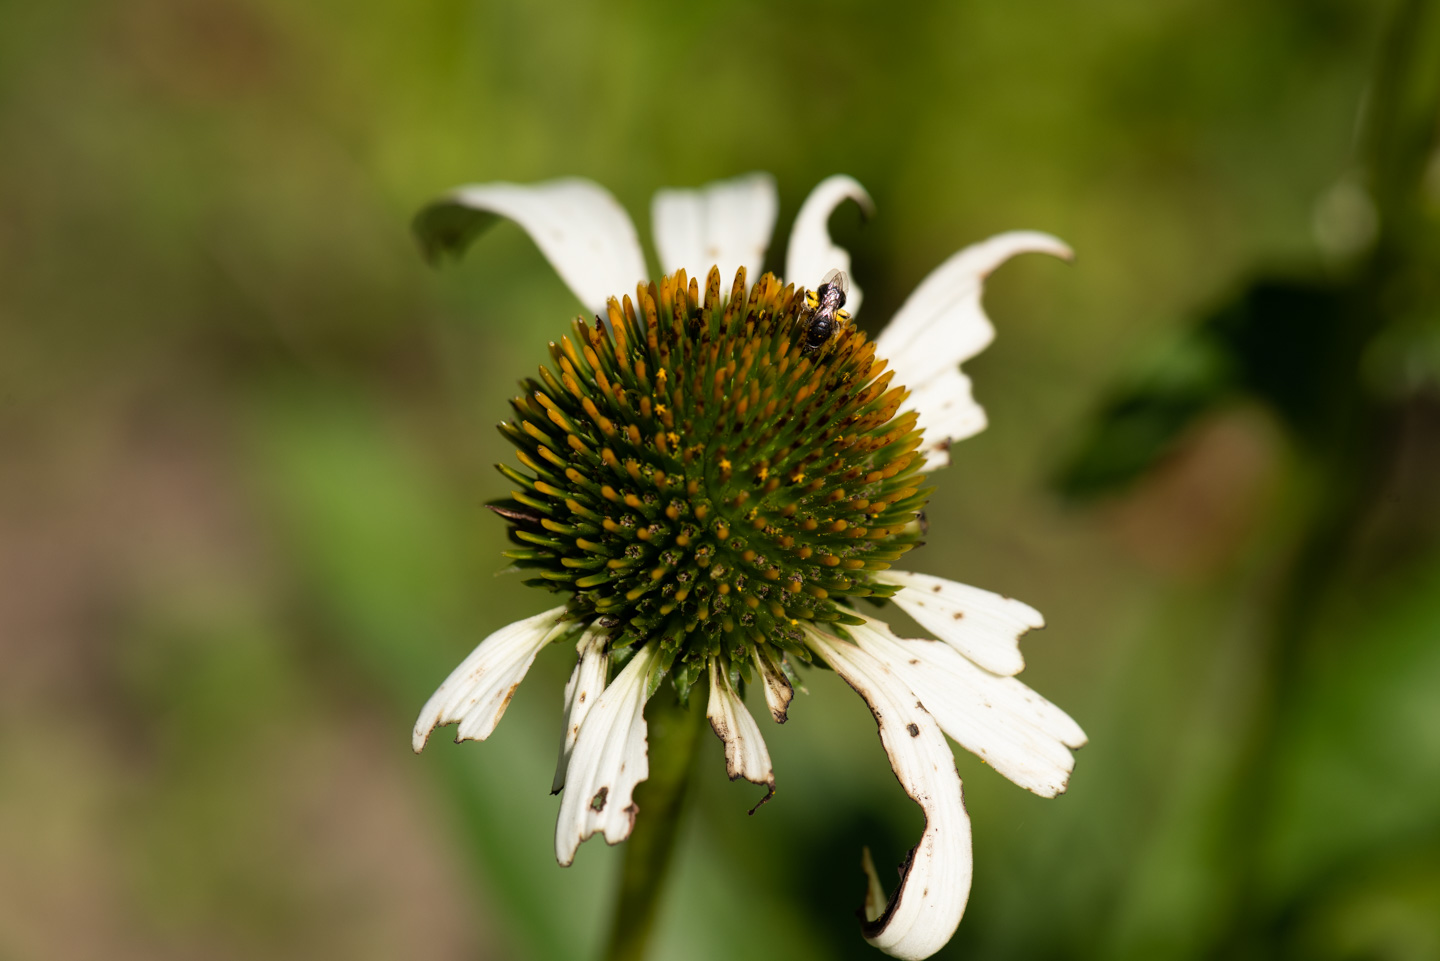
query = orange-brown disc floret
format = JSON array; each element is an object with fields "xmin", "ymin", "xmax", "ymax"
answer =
[{"xmin": 492, "ymin": 265, "xmax": 932, "ymax": 698}]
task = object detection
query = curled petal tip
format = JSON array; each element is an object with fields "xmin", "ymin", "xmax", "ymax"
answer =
[
  {"xmin": 1050, "ymin": 241, "xmax": 1076, "ymax": 263},
  {"xmin": 1019, "ymin": 230, "xmax": 1075, "ymax": 263},
  {"xmin": 806, "ymin": 629, "xmax": 973, "ymax": 960},
  {"xmin": 860, "ymin": 846, "xmax": 887, "ymax": 923},
  {"xmin": 977, "ymin": 230, "xmax": 1075, "ymax": 271},
  {"xmin": 413, "ymin": 179, "xmax": 647, "ymax": 315},
  {"xmin": 786, "ymin": 174, "xmax": 874, "ymax": 314}
]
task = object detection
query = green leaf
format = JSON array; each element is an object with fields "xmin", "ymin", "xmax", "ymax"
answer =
[
  {"xmin": 1054, "ymin": 277, "xmax": 1360, "ymax": 499},
  {"xmin": 1053, "ymin": 325, "xmax": 1236, "ymax": 499}
]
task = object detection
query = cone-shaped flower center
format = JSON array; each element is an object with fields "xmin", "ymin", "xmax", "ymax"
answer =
[{"xmin": 494, "ymin": 266, "xmax": 932, "ymax": 699}]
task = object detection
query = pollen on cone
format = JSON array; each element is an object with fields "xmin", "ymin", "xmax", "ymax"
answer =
[{"xmin": 492, "ymin": 267, "xmax": 928, "ymax": 698}]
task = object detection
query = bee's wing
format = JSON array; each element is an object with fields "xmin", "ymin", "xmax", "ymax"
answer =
[{"xmin": 820, "ymin": 268, "xmax": 850, "ymax": 296}]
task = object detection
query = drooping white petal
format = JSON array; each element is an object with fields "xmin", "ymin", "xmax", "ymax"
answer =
[
  {"xmin": 907, "ymin": 367, "xmax": 991, "ymax": 470},
  {"xmin": 412, "ymin": 606, "xmax": 570, "ymax": 753},
  {"xmin": 752, "ymin": 647, "xmax": 794, "ymax": 723},
  {"xmin": 785, "ymin": 175, "xmax": 875, "ymax": 316},
  {"xmin": 849, "ymin": 614, "xmax": 1087, "ymax": 798},
  {"xmin": 554, "ymin": 642, "xmax": 663, "ymax": 866},
  {"xmin": 805, "ymin": 627, "xmax": 973, "ymax": 961},
  {"xmin": 706, "ymin": 660, "xmax": 775, "ymax": 792},
  {"xmin": 876, "ymin": 231, "xmax": 1073, "ymax": 383},
  {"xmin": 414, "ymin": 178, "xmax": 648, "ymax": 316},
  {"xmin": 877, "ymin": 569, "xmax": 1043, "ymax": 676},
  {"xmin": 551, "ymin": 627, "xmax": 610, "ymax": 793},
  {"xmin": 873, "ymin": 231, "xmax": 1073, "ymax": 471},
  {"xmin": 652, "ymin": 173, "xmax": 778, "ymax": 289}
]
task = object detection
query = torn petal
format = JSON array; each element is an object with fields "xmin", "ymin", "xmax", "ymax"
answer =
[
  {"xmin": 413, "ymin": 178, "xmax": 648, "ymax": 316},
  {"xmin": 752, "ymin": 647, "xmax": 794, "ymax": 723},
  {"xmin": 850, "ymin": 614, "xmax": 1087, "ymax": 798},
  {"xmin": 805, "ymin": 627, "xmax": 973, "ymax": 961},
  {"xmin": 873, "ymin": 231, "xmax": 1072, "ymax": 470},
  {"xmin": 551, "ymin": 627, "xmax": 609, "ymax": 794},
  {"xmin": 652, "ymin": 172, "xmax": 777, "ymax": 290},
  {"xmin": 554, "ymin": 642, "xmax": 663, "ymax": 866},
  {"xmin": 877, "ymin": 231, "xmax": 1073, "ymax": 384},
  {"xmin": 784, "ymin": 175, "xmax": 875, "ymax": 316},
  {"xmin": 706, "ymin": 659, "xmax": 776, "ymax": 792},
  {"xmin": 412, "ymin": 606, "xmax": 569, "ymax": 753},
  {"xmin": 877, "ymin": 569, "xmax": 1043, "ymax": 676}
]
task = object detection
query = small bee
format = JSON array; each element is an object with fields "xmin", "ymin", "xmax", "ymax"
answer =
[{"xmin": 800, "ymin": 268, "xmax": 851, "ymax": 353}]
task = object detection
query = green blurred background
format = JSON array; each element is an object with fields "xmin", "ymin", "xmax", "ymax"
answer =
[{"xmin": 3, "ymin": 0, "xmax": 1439, "ymax": 959}]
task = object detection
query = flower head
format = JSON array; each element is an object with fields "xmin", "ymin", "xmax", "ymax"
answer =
[{"xmin": 411, "ymin": 173, "xmax": 1083, "ymax": 960}]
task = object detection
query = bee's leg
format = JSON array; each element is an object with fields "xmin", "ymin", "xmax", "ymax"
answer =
[{"xmin": 791, "ymin": 304, "xmax": 814, "ymax": 336}]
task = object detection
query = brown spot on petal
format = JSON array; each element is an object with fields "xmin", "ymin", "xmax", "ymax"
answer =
[
  {"xmin": 590, "ymin": 786, "xmax": 608, "ymax": 812},
  {"xmin": 931, "ymin": 584, "xmax": 942, "ymax": 593},
  {"xmin": 952, "ymin": 611, "xmax": 964, "ymax": 620},
  {"xmin": 907, "ymin": 723, "xmax": 920, "ymax": 737}
]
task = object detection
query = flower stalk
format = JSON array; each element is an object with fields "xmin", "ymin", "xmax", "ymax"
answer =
[
  {"xmin": 1212, "ymin": 1, "xmax": 1440, "ymax": 952},
  {"xmin": 602, "ymin": 688, "xmax": 707, "ymax": 961}
]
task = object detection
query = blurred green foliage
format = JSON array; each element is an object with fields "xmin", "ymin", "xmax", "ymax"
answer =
[{"xmin": 2, "ymin": 0, "xmax": 1438, "ymax": 960}]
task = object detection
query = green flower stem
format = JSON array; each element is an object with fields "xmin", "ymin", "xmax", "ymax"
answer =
[{"xmin": 602, "ymin": 686, "xmax": 708, "ymax": 961}]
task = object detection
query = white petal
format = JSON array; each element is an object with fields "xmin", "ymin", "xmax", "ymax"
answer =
[
  {"xmin": 877, "ymin": 231, "xmax": 1072, "ymax": 383},
  {"xmin": 752, "ymin": 647, "xmax": 794, "ymax": 723},
  {"xmin": 850, "ymin": 614, "xmax": 1087, "ymax": 798},
  {"xmin": 904, "ymin": 368, "xmax": 986, "ymax": 470},
  {"xmin": 652, "ymin": 173, "xmax": 777, "ymax": 289},
  {"xmin": 551, "ymin": 627, "xmax": 610, "ymax": 793},
  {"xmin": 412, "ymin": 606, "xmax": 569, "ymax": 753},
  {"xmin": 805, "ymin": 627, "xmax": 973, "ymax": 961},
  {"xmin": 785, "ymin": 175, "xmax": 875, "ymax": 316},
  {"xmin": 877, "ymin": 569, "xmax": 1043, "ymax": 676},
  {"xmin": 706, "ymin": 659, "xmax": 776, "ymax": 793},
  {"xmin": 554, "ymin": 642, "xmax": 663, "ymax": 866},
  {"xmin": 873, "ymin": 231, "xmax": 1073, "ymax": 470},
  {"xmin": 415, "ymin": 178, "xmax": 648, "ymax": 316}
]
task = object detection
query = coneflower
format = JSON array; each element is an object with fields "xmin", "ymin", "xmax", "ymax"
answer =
[{"xmin": 411, "ymin": 173, "xmax": 1084, "ymax": 960}]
